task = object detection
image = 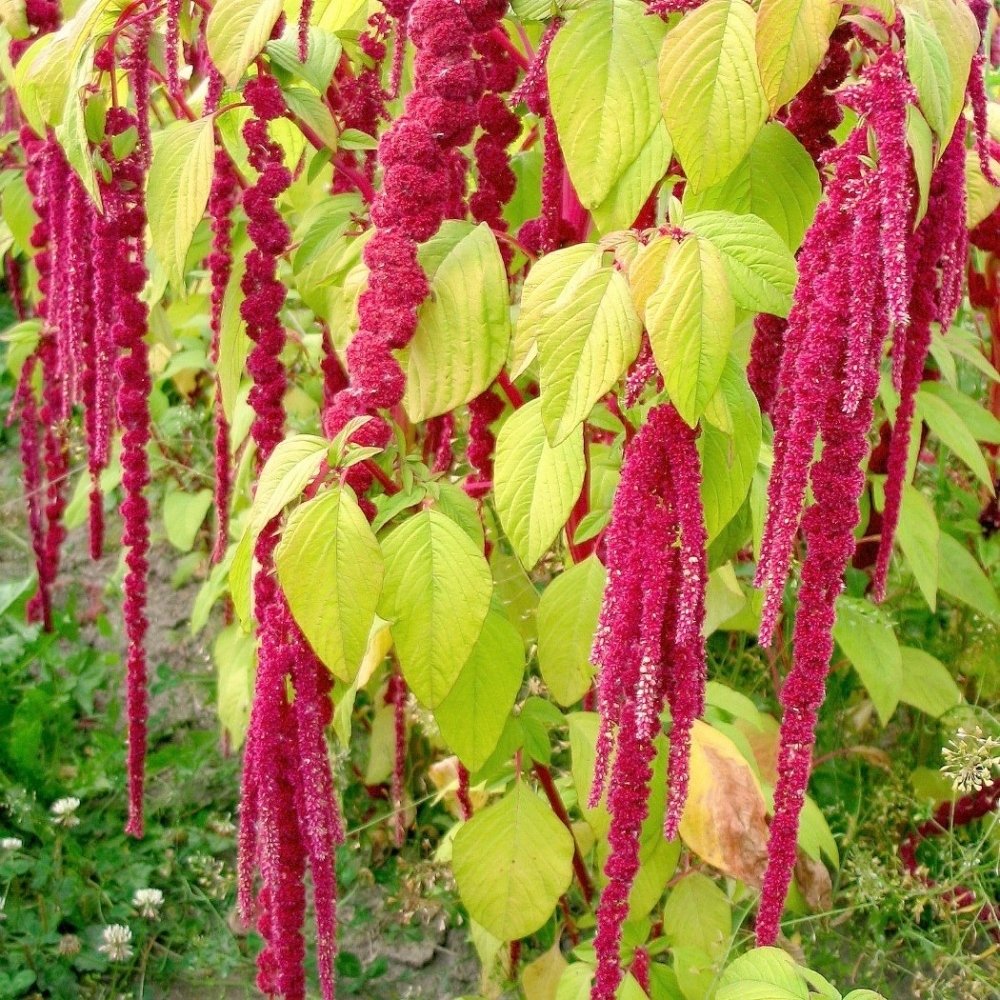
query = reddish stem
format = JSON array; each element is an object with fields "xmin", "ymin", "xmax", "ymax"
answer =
[
  {"xmin": 534, "ymin": 763, "xmax": 594, "ymax": 904},
  {"xmin": 496, "ymin": 370, "xmax": 524, "ymax": 409}
]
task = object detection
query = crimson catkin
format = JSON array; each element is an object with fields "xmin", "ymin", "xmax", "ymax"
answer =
[{"xmin": 589, "ymin": 403, "xmax": 706, "ymax": 1000}]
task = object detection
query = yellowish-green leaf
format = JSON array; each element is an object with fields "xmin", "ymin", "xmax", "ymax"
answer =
[
  {"xmin": 275, "ymin": 486, "xmax": 383, "ymax": 682},
  {"xmin": 643, "ymin": 234, "xmax": 735, "ymax": 425},
  {"xmin": 591, "ymin": 121, "xmax": 672, "ymax": 235},
  {"xmin": 536, "ymin": 252, "xmax": 642, "ymax": 445},
  {"xmin": 937, "ymin": 532, "xmax": 1000, "ymax": 621},
  {"xmin": 452, "ymin": 783, "xmax": 574, "ymax": 941},
  {"xmin": 163, "ymin": 488, "xmax": 214, "ymax": 552},
  {"xmin": 901, "ymin": 5, "xmax": 952, "ymax": 142},
  {"xmin": 833, "ymin": 597, "xmax": 902, "ymax": 725},
  {"xmin": 659, "ymin": 0, "xmax": 769, "ymax": 192},
  {"xmin": 897, "ymin": 647, "xmax": 962, "ymax": 718},
  {"xmin": 685, "ymin": 210, "xmax": 798, "ymax": 317},
  {"xmin": 229, "ymin": 527, "xmax": 254, "ymax": 628},
  {"xmin": 918, "ymin": 388, "xmax": 994, "ymax": 489},
  {"xmin": 683, "ymin": 122, "xmax": 822, "ymax": 251},
  {"xmin": 895, "ymin": 485, "xmax": 939, "ymax": 610},
  {"xmin": 494, "ymin": 399, "xmax": 586, "ymax": 569},
  {"xmin": 267, "ymin": 24, "xmax": 342, "ymax": 92},
  {"xmin": 522, "ymin": 942, "xmax": 567, "ymax": 1000},
  {"xmin": 147, "ymin": 118, "xmax": 215, "ymax": 289},
  {"xmin": 402, "ymin": 221, "xmax": 510, "ymax": 422},
  {"xmin": 966, "ymin": 148, "xmax": 1000, "ymax": 228},
  {"xmin": 208, "ymin": 0, "xmax": 284, "ymax": 87},
  {"xmin": 378, "ymin": 510, "xmax": 492, "ymax": 707},
  {"xmin": 0, "ymin": 0, "xmax": 29, "ymax": 39},
  {"xmin": 536, "ymin": 556, "xmax": 605, "ymax": 706},
  {"xmin": 435, "ymin": 609, "xmax": 525, "ymax": 773},
  {"xmin": 218, "ymin": 247, "xmax": 250, "ymax": 423},
  {"xmin": 283, "ymin": 86, "xmax": 338, "ymax": 149},
  {"xmin": 250, "ymin": 435, "xmax": 329, "ymax": 536},
  {"xmin": 663, "ymin": 872, "xmax": 732, "ymax": 961},
  {"xmin": 907, "ymin": 106, "xmax": 933, "ymax": 226},
  {"xmin": 756, "ymin": 0, "xmax": 842, "ymax": 112},
  {"xmin": 214, "ymin": 623, "xmax": 255, "ymax": 750},
  {"xmin": 548, "ymin": 0, "xmax": 667, "ymax": 208}
]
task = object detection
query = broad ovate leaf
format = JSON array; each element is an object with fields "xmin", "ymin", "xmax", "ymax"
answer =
[
  {"xmin": 756, "ymin": 0, "xmax": 842, "ymax": 113},
  {"xmin": 659, "ymin": 0, "xmax": 769, "ymax": 192},
  {"xmin": 250, "ymin": 434, "xmax": 329, "ymax": 535},
  {"xmin": 402, "ymin": 221, "xmax": 510, "ymax": 422},
  {"xmin": 685, "ymin": 210, "xmax": 797, "ymax": 317},
  {"xmin": 897, "ymin": 647, "xmax": 963, "ymax": 718},
  {"xmin": 275, "ymin": 486, "xmax": 383, "ymax": 682},
  {"xmin": 208, "ymin": 0, "xmax": 284, "ymax": 86},
  {"xmin": 548, "ymin": 0, "xmax": 667, "ymax": 208},
  {"xmin": 452, "ymin": 783, "xmax": 574, "ymax": 941},
  {"xmin": 683, "ymin": 122, "xmax": 821, "ymax": 251},
  {"xmin": 643, "ymin": 234, "xmax": 735, "ymax": 426},
  {"xmin": 147, "ymin": 118, "xmax": 215, "ymax": 289},
  {"xmin": 435, "ymin": 609, "xmax": 525, "ymax": 772},
  {"xmin": 535, "ymin": 250, "xmax": 642, "ymax": 445},
  {"xmin": 378, "ymin": 509, "xmax": 492, "ymax": 707},
  {"xmin": 536, "ymin": 556, "xmax": 605, "ymax": 706},
  {"xmin": 833, "ymin": 597, "xmax": 902, "ymax": 725},
  {"xmin": 494, "ymin": 399, "xmax": 586, "ymax": 569}
]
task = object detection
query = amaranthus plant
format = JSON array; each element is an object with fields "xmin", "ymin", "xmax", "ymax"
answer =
[{"xmin": 3, "ymin": 0, "xmax": 1000, "ymax": 998}]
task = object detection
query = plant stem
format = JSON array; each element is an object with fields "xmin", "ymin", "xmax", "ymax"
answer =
[{"xmin": 533, "ymin": 762, "xmax": 594, "ymax": 904}]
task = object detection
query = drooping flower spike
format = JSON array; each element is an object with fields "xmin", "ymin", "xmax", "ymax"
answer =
[{"xmin": 589, "ymin": 402, "xmax": 707, "ymax": 1000}]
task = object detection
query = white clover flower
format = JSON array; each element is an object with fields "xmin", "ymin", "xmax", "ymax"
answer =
[
  {"xmin": 97, "ymin": 924, "xmax": 133, "ymax": 962},
  {"xmin": 0, "ymin": 837, "xmax": 23, "ymax": 851},
  {"xmin": 57, "ymin": 934, "xmax": 81, "ymax": 957},
  {"xmin": 132, "ymin": 888, "xmax": 164, "ymax": 919},
  {"xmin": 50, "ymin": 797, "xmax": 81, "ymax": 827}
]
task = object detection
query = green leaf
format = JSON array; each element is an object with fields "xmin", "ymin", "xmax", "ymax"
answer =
[
  {"xmin": 536, "ymin": 556, "xmax": 605, "ymax": 706},
  {"xmin": 218, "ymin": 245, "xmax": 250, "ymax": 423},
  {"xmin": 147, "ymin": 118, "xmax": 215, "ymax": 289},
  {"xmin": 283, "ymin": 86, "xmax": 339, "ymax": 149},
  {"xmin": 918, "ymin": 388, "xmax": 994, "ymax": 489},
  {"xmin": 547, "ymin": 0, "xmax": 667, "ymax": 209},
  {"xmin": 274, "ymin": 486, "xmax": 383, "ymax": 682},
  {"xmin": 494, "ymin": 399, "xmax": 586, "ymax": 569},
  {"xmin": 662, "ymin": 872, "xmax": 732, "ymax": 961},
  {"xmin": 717, "ymin": 948, "xmax": 809, "ymax": 1000},
  {"xmin": 267, "ymin": 24, "xmax": 342, "ymax": 91},
  {"xmin": 452, "ymin": 783, "xmax": 574, "ymax": 941},
  {"xmin": 214, "ymin": 623, "xmax": 255, "ymax": 750},
  {"xmin": 899, "ymin": 0, "xmax": 979, "ymax": 148},
  {"xmin": 378, "ymin": 509, "xmax": 492, "ymax": 707},
  {"xmin": 698, "ymin": 358, "xmax": 762, "ymax": 541},
  {"xmin": 920, "ymin": 383, "xmax": 1000, "ymax": 445},
  {"xmin": 907, "ymin": 106, "xmax": 933, "ymax": 226},
  {"xmin": 659, "ymin": 0, "xmax": 769, "ymax": 192},
  {"xmin": 967, "ymin": 147, "xmax": 1000, "ymax": 228},
  {"xmin": 756, "ymin": 0, "xmax": 842, "ymax": 112},
  {"xmin": 897, "ymin": 647, "xmax": 963, "ymax": 718},
  {"xmin": 895, "ymin": 485, "xmax": 939, "ymax": 610},
  {"xmin": 163, "ymin": 488, "xmax": 214, "ymax": 552},
  {"xmin": 435, "ymin": 609, "xmax": 525, "ymax": 772},
  {"xmin": 937, "ymin": 533, "xmax": 1000, "ymax": 622},
  {"xmin": 591, "ymin": 122, "xmax": 673, "ymax": 235},
  {"xmin": 833, "ymin": 597, "xmax": 902, "ymax": 725},
  {"xmin": 685, "ymin": 210, "xmax": 797, "ymax": 317},
  {"xmin": 683, "ymin": 123, "xmax": 821, "ymax": 251},
  {"xmin": 901, "ymin": 5, "xmax": 952, "ymax": 142},
  {"xmin": 250, "ymin": 434, "xmax": 329, "ymax": 535},
  {"xmin": 207, "ymin": 0, "xmax": 284, "ymax": 87},
  {"xmin": 643, "ymin": 234, "xmax": 735, "ymax": 426},
  {"xmin": 535, "ymin": 250, "xmax": 642, "ymax": 445},
  {"xmin": 401, "ymin": 221, "xmax": 510, "ymax": 422}
]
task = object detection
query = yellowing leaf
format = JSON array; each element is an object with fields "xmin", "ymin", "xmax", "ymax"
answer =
[
  {"xmin": 275, "ymin": 486, "xmax": 383, "ymax": 682},
  {"xmin": 378, "ymin": 510, "xmax": 492, "ymax": 707},
  {"xmin": 756, "ymin": 0, "xmax": 842, "ymax": 112},
  {"xmin": 147, "ymin": 118, "xmax": 215, "ymax": 289},
  {"xmin": 250, "ymin": 434, "xmax": 329, "ymax": 536},
  {"xmin": 643, "ymin": 234, "xmax": 735, "ymax": 426},
  {"xmin": 452, "ymin": 783, "xmax": 574, "ymax": 941},
  {"xmin": 659, "ymin": 0, "xmax": 769, "ymax": 192},
  {"xmin": 207, "ymin": 0, "xmax": 284, "ymax": 87},
  {"xmin": 535, "ymin": 250, "xmax": 642, "ymax": 445},
  {"xmin": 680, "ymin": 721, "xmax": 770, "ymax": 884},
  {"xmin": 402, "ymin": 221, "xmax": 510, "ymax": 422},
  {"xmin": 548, "ymin": 0, "xmax": 667, "ymax": 208},
  {"xmin": 536, "ymin": 556, "xmax": 605, "ymax": 706},
  {"xmin": 522, "ymin": 942, "xmax": 568, "ymax": 1000},
  {"xmin": 435, "ymin": 609, "xmax": 525, "ymax": 772},
  {"xmin": 494, "ymin": 399, "xmax": 586, "ymax": 569}
]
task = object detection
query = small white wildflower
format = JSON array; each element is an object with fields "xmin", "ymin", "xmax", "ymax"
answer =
[
  {"xmin": 57, "ymin": 934, "xmax": 81, "ymax": 957},
  {"xmin": 132, "ymin": 888, "xmax": 164, "ymax": 919},
  {"xmin": 50, "ymin": 797, "xmax": 81, "ymax": 828},
  {"xmin": 0, "ymin": 837, "xmax": 23, "ymax": 851},
  {"xmin": 940, "ymin": 727, "xmax": 1000, "ymax": 794},
  {"xmin": 97, "ymin": 924, "xmax": 133, "ymax": 962}
]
